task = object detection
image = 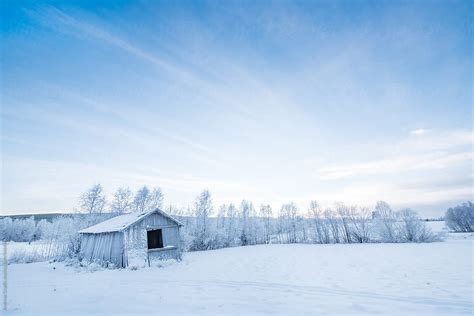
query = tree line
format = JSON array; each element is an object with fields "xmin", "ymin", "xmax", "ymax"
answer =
[
  {"xmin": 174, "ymin": 191, "xmax": 443, "ymax": 251},
  {"xmin": 2, "ymin": 183, "xmax": 472, "ymax": 260}
]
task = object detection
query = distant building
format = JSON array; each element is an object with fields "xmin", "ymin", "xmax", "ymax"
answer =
[{"xmin": 79, "ymin": 208, "xmax": 183, "ymax": 267}]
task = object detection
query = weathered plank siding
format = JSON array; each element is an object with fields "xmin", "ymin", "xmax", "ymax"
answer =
[
  {"xmin": 80, "ymin": 232, "xmax": 125, "ymax": 267},
  {"xmin": 148, "ymin": 247, "xmax": 180, "ymax": 263}
]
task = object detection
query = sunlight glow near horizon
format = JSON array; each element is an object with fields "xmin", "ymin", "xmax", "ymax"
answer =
[{"xmin": 1, "ymin": 1, "xmax": 472, "ymax": 217}]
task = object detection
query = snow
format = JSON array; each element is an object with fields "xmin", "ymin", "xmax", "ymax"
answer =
[
  {"xmin": 4, "ymin": 233, "xmax": 473, "ymax": 315},
  {"xmin": 6, "ymin": 241, "xmax": 52, "ymax": 263},
  {"xmin": 78, "ymin": 209, "xmax": 182, "ymax": 234}
]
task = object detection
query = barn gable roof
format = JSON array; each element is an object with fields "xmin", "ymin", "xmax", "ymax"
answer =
[{"xmin": 79, "ymin": 208, "xmax": 183, "ymax": 234}]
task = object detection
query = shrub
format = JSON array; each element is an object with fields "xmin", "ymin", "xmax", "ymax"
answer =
[{"xmin": 445, "ymin": 202, "xmax": 474, "ymax": 232}]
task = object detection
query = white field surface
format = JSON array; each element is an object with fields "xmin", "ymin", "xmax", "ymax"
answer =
[{"xmin": 4, "ymin": 224, "xmax": 474, "ymax": 315}]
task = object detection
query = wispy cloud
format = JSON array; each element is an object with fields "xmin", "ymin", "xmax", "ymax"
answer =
[
  {"xmin": 316, "ymin": 151, "xmax": 472, "ymax": 180},
  {"xmin": 315, "ymin": 129, "xmax": 473, "ymax": 180},
  {"xmin": 33, "ymin": 7, "xmax": 271, "ymax": 123},
  {"xmin": 410, "ymin": 128, "xmax": 429, "ymax": 135}
]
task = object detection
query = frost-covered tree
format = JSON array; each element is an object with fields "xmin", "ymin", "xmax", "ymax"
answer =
[
  {"xmin": 445, "ymin": 201, "xmax": 474, "ymax": 232},
  {"xmin": 239, "ymin": 200, "xmax": 254, "ymax": 245},
  {"xmin": 148, "ymin": 187, "xmax": 164, "ymax": 210},
  {"xmin": 133, "ymin": 186, "xmax": 151, "ymax": 212},
  {"xmin": 398, "ymin": 208, "xmax": 439, "ymax": 242},
  {"xmin": 373, "ymin": 201, "xmax": 398, "ymax": 242},
  {"xmin": 217, "ymin": 204, "xmax": 227, "ymax": 229},
  {"xmin": 259, "ymin": 204, "xmax": 273, "ymax": 244},
  {"xmin": 336, "ymin": 202, "xmax": 352, "ymax": 243},
  {"xmin": 226, "ymin": 203, "xmax": 238, "ymax": 246},
  {"xmin": 35, "ymin": 219, "xmax": 51, "ymax": 240},
  {"xmin": 0, "ymin": 217, "xmax": 13, "ymax": 241},
  {"xmin": 132, "ymin": 186, "xmax": 163, "ymax": 212},
  {"xmin": 297, "ymin": 215, "xmax": 308, "ymax": 243},
  {"xmin": 325, "ymin": 208, "xmax": 340, "ymax": 243},
  {"xmin": 348, "ymin": 206, "xmax": 372, "ymax": 243},
  {"xmin": 279, "ymin": 202, "xmax": 298, "ymax": 243},
  {"xmin": 308, "ymin": 201, "xmax": 330, "ymax": 244},
  {"xmin": 166, "ymin": 204, "xmax": 186, "ymax": 216},
  {"xmin": 79, "ymin": 184, "xmax": 106, "ymax": 214},
  {"xmin": 190, "ymin": 190, "xmax": 213, "ymax": 250},
  {"xmin": 110, "ymin": 187, "xmax": 133, "ymax": 214},
  {"xmin": 14, "ymin": 217, "xmax": 36, "ymax": 242}
]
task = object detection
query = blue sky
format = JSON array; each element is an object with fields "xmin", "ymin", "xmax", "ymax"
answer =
[{"xmin": 1, "ymin": 0, "xmax": 472, "ymax": 216}]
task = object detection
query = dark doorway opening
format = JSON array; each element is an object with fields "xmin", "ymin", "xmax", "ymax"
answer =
[{"xmin": 147, "ymin": 229, "xmax": 163, "ymax": 249}]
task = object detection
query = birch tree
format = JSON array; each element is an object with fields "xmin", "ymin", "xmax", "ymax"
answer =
[
  {"xmin": 239, "ymin": 200, "xmax": 252, "ymax": 245},
  {"xmin": 349, "ymin": 206, "xmax": 372, "ymax": 243},
  {"xmin": 132, "ymin": 186, "xmax": 164, "ymax": 212},
  {"xmin": 325, "ymin": 208, "xmax": 340, "ymax": 243},
  {"xmin": 148, "ymin": 187, "xmax": 164, "ymax": 210},
  {"xmin": 308, "ymin": 200, "xmax": 330, "ymax": 244},
  {"xmin": 280, "ymin": 203, "xmax": 298, "ymax": 243},
  {"xmin": 259, "ymin": 204, "xmax": 273, "ymax": 244},
  {"xmin": 79, "ymin": 184, "xmax": 106, "ymax": 214},
  {"xmin": 133, "ymin": 186, "xmax": 150, "ymax": 212},
  {"xmin": 374, "ymin": 201, "xmax": 398, "ymax": 242},
  {"xmin": 110, "ymin": 187, "xmax": 133, "ymax": 214},
  {"xmin": 191, "ymin": 190, "xmax": 213, "ymax": 250},
  {"xmin": 336, "ymin": 202, "xmax": 352, "ymax": 243},
  {"xmin": 223, "ymin": 203, "xmax": 237, "ymax": 246}
]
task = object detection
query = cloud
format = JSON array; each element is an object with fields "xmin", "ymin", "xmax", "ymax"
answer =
[
  {"xmin": 33, "ymin": 7, "xmax": 271, "ymax": 124},
  {"xmin": 315, "ymin": 129, "xmax": 473, "ymax": 180},
  {"xmin": 410, "ymin": 128, "xmax": 429, "ymax": 135},
  {"xmin": 316, "ymin": 151, "xmax": 472, "ymax": 180}
]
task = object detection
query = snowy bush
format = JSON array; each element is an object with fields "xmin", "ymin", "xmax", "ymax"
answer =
[
  {"xmin": 445, "ymin": 201, "xmax": 474, "ymax": 232},
  {"xmin": 373, "ymin": 201, "xmax": 399, "ymax": 242},
  {"xmin": 348, "ymin": 206, "xmax": 372, "ymax": 243},
  {"xmin": 0, "ymin": 217, "xmax": 13, "ymax": 241},
  {"xmin": 397, "ymin": 209, "xmax": 440, "ymax": 242},
  {"xmin": 0, "ymin": 217, "xmax": 38, "ymax": 242}
]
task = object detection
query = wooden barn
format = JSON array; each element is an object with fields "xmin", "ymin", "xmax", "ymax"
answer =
[{"xmin": 79, "ymin": 208, "xmax": 183, "ymax": 268}]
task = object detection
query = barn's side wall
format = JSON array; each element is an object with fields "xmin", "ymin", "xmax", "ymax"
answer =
[
  {"xmin": 80, "ymin": 232, "xmax": 125, "ymax": 267},
  {"xmin": 123, "ymin": 213, "xmax": 181, "ymax": 266}
]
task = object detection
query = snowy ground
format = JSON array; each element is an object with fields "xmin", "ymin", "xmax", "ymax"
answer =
[
  {"xmin": 6, "ymin": 241, "xmax": 52, "ymax": 263},
  {"xmin": 4, "ymin": 228, "xmax": 473, "ymax": 315}
]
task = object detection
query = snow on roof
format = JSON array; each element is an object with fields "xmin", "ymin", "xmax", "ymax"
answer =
[{"xmin": 79, "ymin": 209, "xmax": 183, "ymax": 234}]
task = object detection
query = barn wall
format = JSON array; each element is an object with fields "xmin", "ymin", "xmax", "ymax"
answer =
[
  {"xmin": 123, "ymin": 213, "xmax": 181, "ymax": 264},
  {"xmin": 148, "ymin": 247, "xmax": 180, "ymax": 263},
  {"xmin": 80, "ymin": 232, "xmax": 125, "ymax": 267}
]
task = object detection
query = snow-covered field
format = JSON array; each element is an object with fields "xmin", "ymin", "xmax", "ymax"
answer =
[{"xmin": 4, "ymin": 228, "xmax": 473, "ymax": 315}]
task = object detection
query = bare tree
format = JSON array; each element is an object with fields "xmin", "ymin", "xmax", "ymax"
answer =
[
  {"xmin": 374, "ymin": 201, "xmax": 398, "ymax": 242},
  {"xmin": 190, "ymin": 190, "xmax": 213, "ymax": 250},
  {"xmin": 308, "ymin": 201, "xmax": 331, "ymax": 244},
  {"xmin": 259, "ymin": 204, "xmax": 273, "ymax": 244},
  {"xmin": 348, "ymin": 206, "xmax": 372, "ymax": 243},
  {"xmin": 165, "ymin": 204, "xmax": 186, "ymax": 216},
  {"xmin": 445, "ymin": 201, "xmax": 474, "ymax": 232},
  {"xmin": 325, "ymin": 208, "xmax": 340, "ymax": 243},
  {"xmin": 132, "ymin": 186, "xmax": 150, "ymax": 213},
  {"xmin": 399, "ymin": 208, "xmax": 439, "ymax": 242},
  {"xmin": 79, "ymin": 184, "xmax": 106, "ymax": 214},
  {"xmin": 132, "ymin": 186, "xmax": 163, "ymax": 212},
  {"xmin": 280, "ymin": 203, "xmax": 298, "ymax": 243},
  {"xmin": 217, "ymin": 204, "xmax": 227, "ymax": 229},
  {"xmin": 110, "ymin": 187, "xmax": 133, "ymax": 214},
  {"xmin": 336, "ymin": 202, "xmax": 352, "ymax": 243},
  {"xmin": 226, "ymin": 203, "xmax": 238, "ymax": 246},
  {"xmin": 148, "ymin": 187, "xmax": 164, "ymax": 210},
  {"xmin": 239, "ymin": 200, "xmax": 253, "ymax": 245}
]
